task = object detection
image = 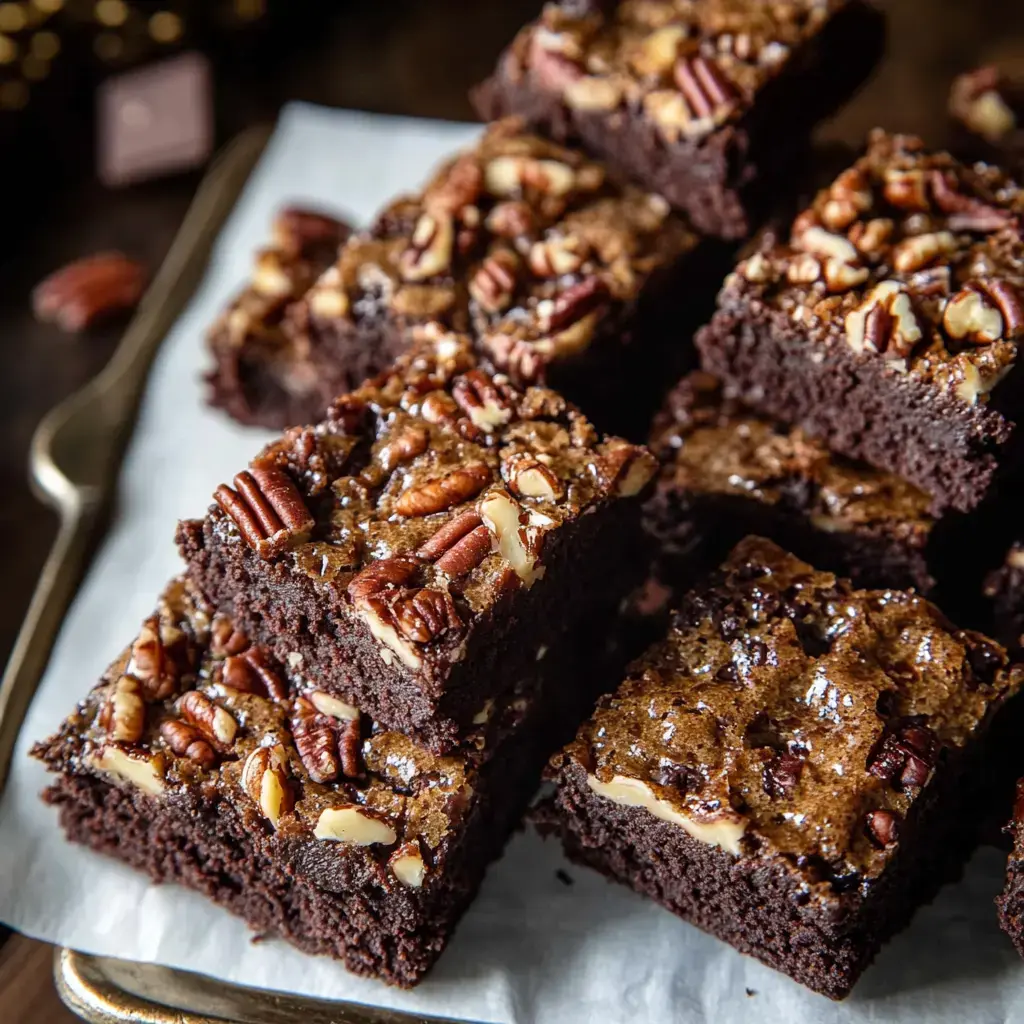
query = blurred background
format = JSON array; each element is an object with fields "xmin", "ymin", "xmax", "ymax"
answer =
[{"xmin": 2, "ymin": 0, "xmax": 1024, "ymax": 1018}]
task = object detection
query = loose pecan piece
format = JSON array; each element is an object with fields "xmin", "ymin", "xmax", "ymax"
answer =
[
  {"xmin": 394, "ymin": 463, "xmax": 492, "ymax": 517},
  {"xmin": 215, "ymin": 464, "xmax": 314, "ymax": 558},
  {"xmin": 33, "ymin": 252, "xmax": 147, "ymax": 333}
]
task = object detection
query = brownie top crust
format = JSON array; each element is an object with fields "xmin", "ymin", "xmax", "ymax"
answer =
[
  {"xmin": 32, "ymin": 576, "xmax": 519, "ymax": 893},
  {"xmin": 722, "ymin": 130, "xmax": 1024, "ymax": 406},
  {"xmin": 559, "ymin": 537, "xmax": 1020, "ymax": 889},
  {"xmin": 196, "ymin": 332, "xmax": 656, "ymax": 689},
  {"xmin": 493, "ymin": 0, "xmax": 848, "ymax": 148},
  {"xmin": 210, "ymin": 206, "xmax": 352, "ymax": 354},
  {"xmin": 650, "ymin": 371, "xmax": 934, "ymax": 537},
  {"xmin": 297, "ymin": 117, "xmax": 698, "ymax": 384}
]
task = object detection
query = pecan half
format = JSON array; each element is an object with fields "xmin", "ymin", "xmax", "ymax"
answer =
[
  {"xmin": 394, "ymin": 463, "xmax": 492, "ymax": 517},
  {"xmin": 672, "ymin": 55, "xmax": 737, "ymax": 134},
  {"xmin": 469, "ymin": 250, "xmax": 519, "ymax": 313},
  {"xmin": 291, "ymin": 696, "xmax": 357, "ymax": 783},
  {"xmin": 101, "ymin": 675, "xmax": 146, "ymax": 744},
  {"xmin": 391, "ymin": 588, "xmax": 462, "ymax": 644},
  {"xmin": 930, "ymin": 170, "xmax": 1014, "ymax": 232},
  {"xmin": 215, "ymin": 464, "xmax": 314, "ymax": 558},
  {"xmin": 347, "ymin": 555, "xmax": 421, "ymax": 600},
  {"xmin": 33, "ymin": 252, "xmax": 147, "ymax": 333},
  {"xmin": 845, "ymin": 281, "xmax": 922, "ymax": 365},
  {"xmin": 221, "ymin": 646, "xmax": 288, "ymax": 701},
  {"xmin": 547, "ymin": 276, "xmax": 609, "ymax": 333},
  {"xmin": 943, "ymin": 279, "xmax": 1023, "ymax": 344},
  {"xmin": 180, "ymin": 691, "xmax": 237, "ymax": 749},
  {"xmin": 399, "ymin": 211, "xmax": 454, "ymax": 281},
  {"xmin": 435, "ymin": 525, "xmax": 493, "ymax": 577},
  {"xmin": 159, "ymin": 719, "xmax": 216, "ymax": 768},
  {"xmin": 379, "ymin": 423, "xmax": 430, "ymax": 471},
  {"xmin": 528, "ymin": 234, "xmax": 587, "ymax": 278},
  {"xmin": 417, "ymin": 509, "xmax": 484, "ymax": 561},
  {"xmin": 129, "ymin": 615, "xmax": 181, "ymax": 701},
  {"xmin": 241, "ymin": 744, "xmax": 293, "ymax": 827},
  {"xmin": 424, "ymin": 155, "xmax": 483, "ymax": 217},
  {"xmin": 484, "ymin": 155, "xmax": 576, "ymax": 198},
  {"xmin": 211, "ymin": 615, "xmax": 249, "ymax": 658}
]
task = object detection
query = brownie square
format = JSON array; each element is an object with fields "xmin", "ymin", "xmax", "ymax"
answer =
[
  {"xmin": 697, "ymin": 130, "xmax": 1024, "ymax": 514},
  {"xmin": 33, "ymin": 577, "xmax": 618, "ymax": 987},
  {"xmin": 206, "ymin": 207, "xmax": 353, "ymax": 428},
  {"xmin": 179, "ymin": 333, "xmax": 656, "ymax": 754},
  {"xmin": 539, "ymin": 537, "xmax": 1023, "ymax": 999},
  {"xmin": 950, "ymin": 65, "xmax": 1024, "ymax": 180},
  {"xmin": 647, "ymin": 370, "xmax": 939, "ymax": 597},
  {"xmin": 472, "ymin": 0, "xmax": 884, "ymax": 239},
  {"xmin": 218, "ymin": 118, "xmax": 709, "ymax": 436}
]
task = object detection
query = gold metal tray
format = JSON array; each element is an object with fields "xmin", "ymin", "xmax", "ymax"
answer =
[{"xmin": 0, "ymin": 125, "xmax": 478, "ymax": 1024}]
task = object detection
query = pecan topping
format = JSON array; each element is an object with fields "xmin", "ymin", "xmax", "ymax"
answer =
[
  {"xmin": 101, "ymin": 675, "xmax": 146, "ymax": 744},
  {"xmin": 291, "ymin": 697, "xmax": 362, "ymax": 783},
  {"xmin": 33, "ymin": 252, "xmax": 147, "ymax": 333},
  {"xmin": 528, "ymin": 234, "xmax": 587, "ymax": 278},
  {"xmin": 503, "ymin": 452, "xmax": 564, "ymax": 501},
  {"xmin": 672, "ymin": 55, "xmax": 737, "ymax": 131},
  {"xmin": 391, "ymin": 588, "xmax": 463, "ymax": 644},
  {"xmin": 891, "ymin": 231, "xmax": 957, "ymax": 274},
  {"xmin": 417, "ymin": 509, "xmax": 484, "ymax": 562},
  {"xmin": 129, "ymin": 615, "xmax": 181, "ymax": 701},
  {"xmin": 399, "ymin": 211, "xmax": 454, "ymax": 281},
  {"xmin": 180, "ymin": 691, "xmax": 237, "ymax": 749},
  {"xmin": 211, "ymin": 615, "xmax": 249, "ymax": 658},
  {"xmin": 241, "ymin": 745, "xmax": 293, "ymax": 827},
  {"xmin": 424, "ymin": 155, "xmax": 483, "ymax": 216},
  {"xmin": 547, "ymin": 276, "xmax": 609, "ymax": 333},
  {"xmin": 215, "ymin": 465, "xmax": 314, "ymax": 558},
  {"xmin": 452, "ymin": 370, "xmax": 514, "ymax": 432},
  {"xmin": 435, "ymin": 525, "xmax": 493, "ymax": 577},
  {"xmin": 159, "ymin": 719, "xmax": 216, "ymax": 768},
  {"xmin": 943, "ymin": 280, "xmax": 1023, "ymax": 345},
  {"xmin": 347, "ymin": 556, "xmax": 420, "ymax": 600},
  {"xmin": 595, "ymin": 441, "xmax": 657, "ymax": 497},
  {"xmin": 485, "ymin": 200, "xmax": 535, "ymax": 240},
  {"xmin": 484, "ymin": 155, "xmax": 576, "ymax": 198},
  {"xmin": 845, "ymin": 281, "xmax": 922, "ymax": 365},
  {"xmin": 484, "ymin": 335, "xmax": 545, "ymax": 384},
  {"xmin": 379, "ymin": 424, "xmax": 430, "ymax": 471},
  {"xmin": 469, "ymin": 250, "xmax": 519, "ymax": 313},
  {"xmin": 882, "ymin": 169, "xmax": 930, "ymax": 211},
  {"xmin": 865, "ymin": 809, "xmax": 900, "ymax": 848},
  {"xmin": 221, "ymin": 647, "xmax": 288, "ymax": 701},
  {"xmin": 394, "ymin": 463, "xmax": 492, "ymax": 517},
  {"xmin": 930, "ymin": 171, "xmax": 1014, "ymax": 232}
]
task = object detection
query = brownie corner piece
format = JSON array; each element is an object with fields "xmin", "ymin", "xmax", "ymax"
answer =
[
  {"xmin": 696, "ymin": 129, "xmax": 1024, "ymax": 514},
  {"xmin": 205, "ymin": 206, "xmax": 352, "ymax": 429},
  {"xmin": 472, "ymin": 0, "xmax": 884, "ymax": 239},
  {"xmin": 542, "ymin": 536, "xmax": 1023, "ymax": 998},
  {"xmin": 34, "ymin": 573, "xmax": 615, "ymax": 987},
  {"xmin": 179, "ymin": 334, "xmax": 657, "ymax": 753}
]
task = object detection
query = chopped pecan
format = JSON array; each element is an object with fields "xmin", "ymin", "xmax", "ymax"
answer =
[
  {"xmin": 129, "ymin": 615, "xmax": 181, "ymax": 701},
  {"xmin": 672, "ymin": 55, "xmax": 737, "ymax": 133},
  {"xmin": 399, "ymin": 211, "xmax": 454, "ymax": 281},
  {"xmin": 845, "ymin": 281, "xmax": 922, "ymax": 365},
  {"xmin": 486, "ymin": 201, "xmax": 535, "ymax": 240},
  {"xmin": 272, "ymin": 206, "xmax": 351, "ymax": 260},
  {"xmin": 379, "ymin": 423, "xmax": 430, "ymax": 471},
  {"xmin": 394, "ymin": 463, "xmax": 492, "ymax": 517},
  {"xmin": 484, "ymin": 155, "xmax": 576, "ymax": 198},
  {"xmin": 241, "ymin": 744, "xmax": 293, "ymax": 827},
  {"xmin": 159, "ymin": 719, "xmax": 216, "ymax": 768},
  {"xmin": 865, "ymin": 808, "xmax": 900, "ymax": 848},
  {"xmin": 33, "ymin": 252, "xmax": 147, "ymax": 333},
  {"xmin": 595, "ymin": 441, "xmax": 657, "ymax": 497},
  {"xmin": 547, "ymin": 276, "xmax": 609, "ymax": 333},
  {"xmin": 215, "ymin": 465, "xmax": 314, "ymax": 558},
  {"xmin": 211, "ymin": 615, "xmax": 249, "ymax": 658},
  {"xmin": 347, "ymin": 555, "xmax": 421, "ymax": 600},
  {"xmin": 943, "ymin": 279, "xmax": 1023, "ymax": 344},
  {"xmin": 479, "ymin": 490, "xmax": 545, "ymax": 586},
  {"xmin": 930, "ymin": 171, "xmax": 1015, "ymax": 232},
  {"xmin": 485, "ymin": 335, "xmax": 546, "ymax": 385},
  {"xmin": 503, "ymin": 452, "xmax": 564, "ymax": 501},
  {"xmin": 528, "ymin": 234, "xmax": 587, "ymax": 278},
  {"xmin": 469, "ymin": 249, "xmax": 519, "ymax": 313},
  {"xmin": 452, "ymin": 370, "xmax": 514, "ymax": 432},
  {"xmin": 180, "ymin": 691, "xmax": 237, "ymax": 749},
  {"xmin": 891, "ymin": 230, "xmax": 957, "ymax": 274},
  {"xmin": 882, "ymin": 169, "xmax": 930, "ymax": 211}
]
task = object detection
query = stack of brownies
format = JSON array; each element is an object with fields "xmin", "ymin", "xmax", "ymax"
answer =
[{"xmin": 33, "ymin": 0, "xmax": 1024, "ymax": 1003}]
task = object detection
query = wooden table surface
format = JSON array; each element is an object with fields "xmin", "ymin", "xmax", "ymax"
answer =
[{"xmin": 2, "ymin": 1, "xmax": 1023, "ymax": 1020}]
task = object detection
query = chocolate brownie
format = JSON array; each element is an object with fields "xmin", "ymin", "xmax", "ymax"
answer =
[
  {"xmin": 997, "ymin": 780, "xmax": 1024, "ymax": 957},
  {"xmin": 472, "ymin": 0, "xmax": 884, "ymax": 240},
  {"xmin": 206, "ymin": 206, "xmax": 353, "ymax": 428},
  {"xmin": 178, "ymin": 332, "xmax": 657, "ymax": 754},
  {"xmin": 234, "ymin": 118, "xmax": 709, "ymax": 437},
  {"xmin": 950, "ymin": 65, "xmax": 1024, "ymax": 180},
  {"xmin": 33, "ymin": 578, "xmax": 618, "ymax": 987},
  {"xmin": 538, "ymin": 537, "xmax": 1023, "ymax": 999},
  {"xmin": 697, "ymin": 130, "xmax": 1024, "ymax": 514}
]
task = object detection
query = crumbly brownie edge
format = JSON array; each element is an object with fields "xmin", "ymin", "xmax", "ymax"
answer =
[
  {"xmin": 695, "ymin": 307, "xmax": 1017, "ymax": 514},
  {"xmin": 541, "ymin": 731, "xmax": 993, "ymax": 1000},
  {"xmin": 472, "ymin": 2, "xmax": 884, "ymax": 240},
  {"xmin": 177, "ymin": 495, "xmax": 647, "ymax": 754},
  {"xmin": 997, "ymin": 786, "xmax": 1024, "ymax": 957}
]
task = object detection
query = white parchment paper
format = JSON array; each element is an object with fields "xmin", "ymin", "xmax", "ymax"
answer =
[{"xmin": 1, "ymin": 103, "xmax": 1022, "ymax": 1024}]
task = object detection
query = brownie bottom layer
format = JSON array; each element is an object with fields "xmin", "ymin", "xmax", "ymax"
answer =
[
  {"xmin": 997, "ymin": 840, "xmax": 1024, "ymax": 958},
  {"xmin": 696, "ymin": 310, "xmax": 1020, "ymax": 515},
  {"xmin": 541, "ymin": 720, "xmax": 1002, "ymax": 999}
]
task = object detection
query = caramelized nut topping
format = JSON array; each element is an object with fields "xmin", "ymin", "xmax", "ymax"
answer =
[{"xmin": 215, "ymin": 465, "xmax": 314, "ymax": 558}]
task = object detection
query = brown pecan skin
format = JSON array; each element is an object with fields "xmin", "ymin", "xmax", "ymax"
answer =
[
  {"xmin": 392, "ymin": 589, "xmax": 462, "ymax": 643},
  {"xmin": 379, "ymin": 424, "xmax": 430, "ymax": 471},
  {"xmin": 180, "ymin": 691, "xmax": 236, "ymax": 749},
  {"xmin": 291, "ymin": 698, "xmax": 341, "ymax": 783},
  {"xmin": 865, "ymin": 809, "xmax": 900, "ymax": 847},
  {"xmin": 211, "ymin": 616, "xmax": 249, "ymax": 658},
  {"xmin": 673, "ymin": 55, "xmax": 736, "ymax": 121},
  {"xmin": 130, "ymin": 616, "xmax": 180, "ymax": 701},
  {"xmin": 33, "ymin": 252, "xmax": 147, "ymax": 333},
  {"xmin": 215, "ymin": 465, "xmax": 314, "ymax": 557},
  {"xmin": 272, "ymin": 206, "xmax": 351, "ymax": 260},
  {"xmin": 548, "ymin": 276, "xmax": 609, "ymax": 332},
  {"xmin": 394, "ymin": 464, "xmax": 492, "ymax": 517},
  {"xmin": 347, "ymin": 556, "xmax": 420, "ymax": 600},
  {"xmin": 221, "ymin": 647, "xmax": 288, "ymax": 701},
  {"xmin": 417, "ymin": 509, "xmax": 483, "ymax": 561},
  {"xmin": 435, "ymin": 525, "xmax": 492, "ymax": 577},
  {"xmin": 159, "ymin": 719, "xmax": 216, "ymax": 768}
]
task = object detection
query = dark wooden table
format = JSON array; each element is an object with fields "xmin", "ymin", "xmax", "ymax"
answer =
[{"xmin": 2, "ymin": 1, "xmax": 1022, "ymax": 1020}]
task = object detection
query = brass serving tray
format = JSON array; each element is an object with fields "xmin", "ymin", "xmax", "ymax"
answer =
[{"xmin": 0, "ymin": 124, "xmax": 479, "ymax": 1024}]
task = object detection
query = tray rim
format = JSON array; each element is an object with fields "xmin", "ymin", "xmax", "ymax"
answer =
[{"xmin": 0, "ymin": 117, "xmax": 481, "ymax": 1024}]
